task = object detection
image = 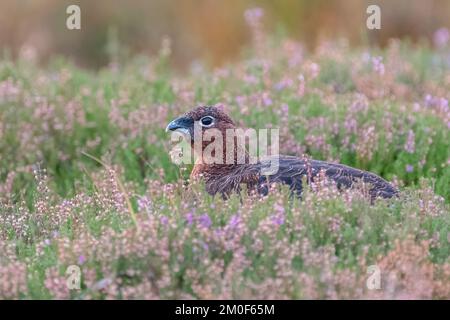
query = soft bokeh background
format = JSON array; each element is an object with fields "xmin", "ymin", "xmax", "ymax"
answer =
[{"xmin": 1, "ymin": 0, "xmax": 449, "ymax": 69}]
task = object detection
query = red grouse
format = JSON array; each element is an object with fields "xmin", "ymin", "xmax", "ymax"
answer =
[{"xmin": 166, "ymin": 106, "xmax": 398, "ymax": 200}]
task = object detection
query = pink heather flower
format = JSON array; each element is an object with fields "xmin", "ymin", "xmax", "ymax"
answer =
[
  {"xmin": 297, "ymin": 74, "xmax": 305, "ymax": 97},
  {"xmin": 404, "ymin": 130, "xmax": 416, "ymax": 154},
  {"xmin": 274, "ymin": 203, "xmax": 285, "ymax": 215},
  {"xmin": 243, "ymin": 74, "xmax": 258, "ymax": 84},
  {"xmin": 308, "ymin": 62, "xmax": 320, "ymax": 79},
  {"xmin": 372, "ymin": 56, "xmax": 385, "ymax": 75},
  {"xmin": 137, "ymin": 195, "xmax": 152, "ymax": 214},
  {"xmin": 244, "ymin": 7, "xmax": 264, "ymax": 26},
  {"xmin": 406, "ymin": 164, "xmax": 414, "ymax": 173},
  {"xmin": 198, "ymin": 214, "xmax": 212, "ymax": 228},
  {"xmin": 271, "ymin": 203, "xmax": 285, "ymax": 225},
  {"xmin": 235, "ymin": 95, "xmax": 246, "ymax": 107},
  {"xmin": 424, "ymin": 94, "xmax": 434, "ymax": 107},
  {"xmin": 328, "ymin": 216, "xmax": 343, "ymax": 233},
  {"xmin": 433, "ymin": 28, "xmax": 449, "ymax": 48},
  {"xmin": 0, "ymin": 79, "xmax": 21, "ymax": 102}
]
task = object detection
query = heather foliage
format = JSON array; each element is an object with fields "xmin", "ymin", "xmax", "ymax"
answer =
[{"xmin": 0, "ymin": 12, "xmax": 449, "ymax": 299}]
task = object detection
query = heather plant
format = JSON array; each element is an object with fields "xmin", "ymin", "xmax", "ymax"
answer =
[{"xmin": 0, "ymin": 12, "xmax": 449, "ymax": 299}]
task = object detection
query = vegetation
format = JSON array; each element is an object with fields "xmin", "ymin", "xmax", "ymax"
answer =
[{"xmin": 0, "ymin": 12, "xmax": 449, "ymax": 299}]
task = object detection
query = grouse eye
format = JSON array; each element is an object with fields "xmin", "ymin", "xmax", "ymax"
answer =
[{"xmin": 200, "ymin": 116, "xmax": 214, "ymax": 127}]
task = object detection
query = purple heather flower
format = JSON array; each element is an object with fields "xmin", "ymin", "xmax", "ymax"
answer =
[
  {"xmin": 244, "ymin": 7, "xmax": 264, "ymax": 26},
  {"xmin": 235, "ymin": 95, "xmax": 246, "ymax": 107},
  {"xmin": 274, "ymin": 78, "xmax": 293, "ymax": 91},
  {"xmin": 433, "ymin": 28, "xmax": 449, "ymax": 48},
  {"xmin": 185, "ymin": 211, "xmax": 194, "ymax": 225},
  {"xmin": 271, "ymin": 203, "xmax": 285, "ymax": 225},
  {"xmin": 406, "ymin": 164, "xmax": 414, "ymax": 173},
  {"xmin": 93, "ymin": 278, "xmax": 112, "ymax": 291},
  {"xmin": 424, "ymin": 94, "xmax": 434, "ymax": 107},
  {"xmin": 274, "ymin": 203, "xmax": 285, "ymax": 215},
  {"xmin": 271, "ymin": 214, "xmax": 285, "ymax": 226},
  {"xmin": 137, "ymin": 195, "xmax": 152, "ymax": 214},
  {"xmin": 281, "ymin": 103, "xmax": 289, "ymax": 115},
  {"xmin": 404, "ymin": 130, "xmax": 416, "ymax": 154},
  {"xmin": 228, "ymin": 214, "xmax": 241, "ymax": 229},
  {"xmin": 198, "ymin": 214, "xmax": 212, "ymax": 228},
  {"xmin": 372, "ymin": 56, "xmax": 385, "ymax": 75},
  {"xmin": 425, "ymin": 94, "xmax": 449, "ymax": 111},
  {"xmin": 274, "ymin": 82, "xmax": 285, "ymax": 91},
  {"xmin": 243, "ymin": 74, "xmax": 258, "ymax": 84},
  {"xmin": 160, "ymin": 216, "xmax": 169, "ymax": 225},
  {"xmin": 78, "ymin": 255, "xmax": 86, "ymax": 265},
  {"xmin": 262, "ymin": 92, "xmax": 273, "ymax": 106}
]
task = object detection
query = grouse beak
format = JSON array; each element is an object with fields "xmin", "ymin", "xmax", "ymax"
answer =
[{"xmin": 165, "ymin": 116, "xmax": 193, "ymax": 137}]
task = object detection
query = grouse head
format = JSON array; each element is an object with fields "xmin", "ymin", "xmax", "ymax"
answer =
[
  {"xmin": 166, "ymin": 105, "xmax": 236, "ymax": 146},
  {"xmin": 166, "ymin": 105, "xmax": 245, "ymax": 168}
]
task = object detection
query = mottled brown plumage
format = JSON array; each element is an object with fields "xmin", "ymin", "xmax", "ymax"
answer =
[{"xmin": 166, "ymin": 106, "xmax": 398, "ymax": 200}]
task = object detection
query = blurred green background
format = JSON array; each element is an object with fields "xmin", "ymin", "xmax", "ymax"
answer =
[{"xmin": 1, "ymin": 0, "xmax": 449, "ymax": 69}]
